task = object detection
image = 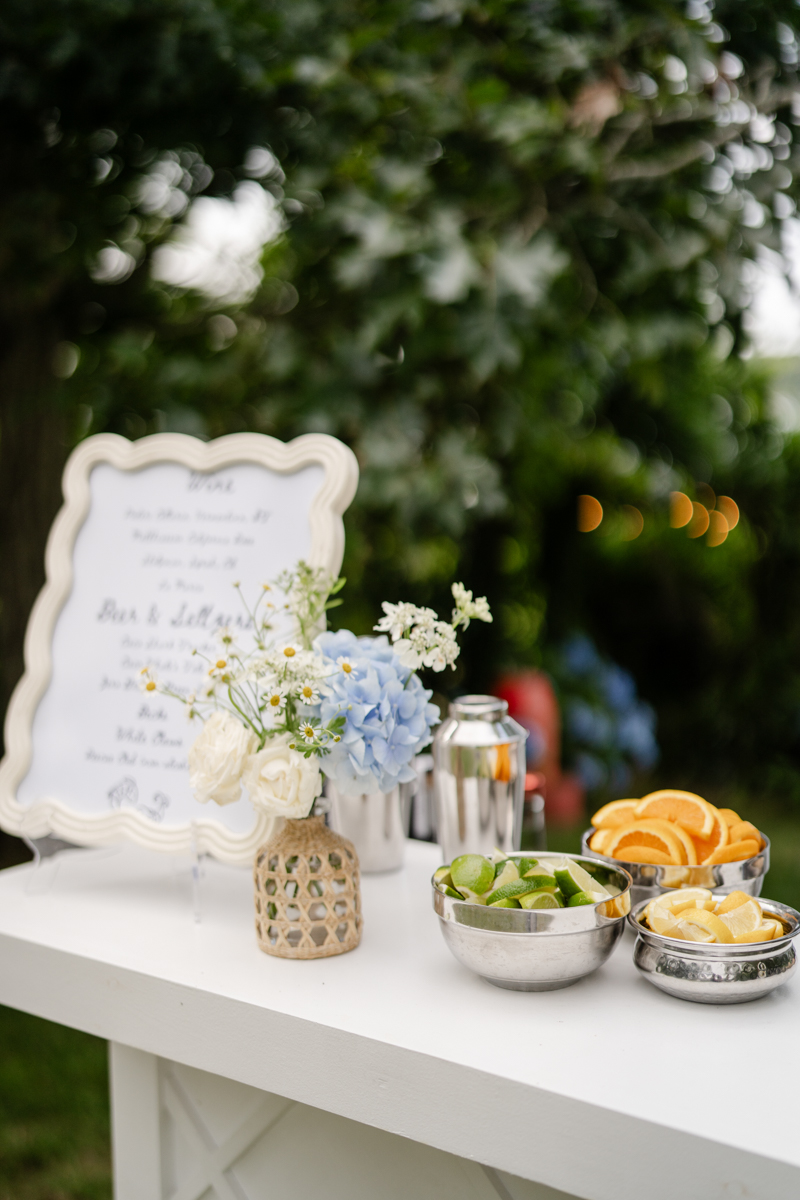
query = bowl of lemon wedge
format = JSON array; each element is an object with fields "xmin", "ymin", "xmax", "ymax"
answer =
[{"xmin": 629, "ymin": 888, "xmax": 800, "ymax": 1004}]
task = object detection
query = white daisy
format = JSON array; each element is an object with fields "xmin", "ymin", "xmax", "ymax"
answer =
[
  {"xmin": 336, "ymin": 656, "xmax": 354, "ymax": 676},
  {"xmin": 264, "ymin": 685, "xmax": 287, "ymax": 711},
  {"xmin": 299, "ymin": 721, "xmax": 318, "ymax": 744},
  {"xmin": 297, "ymin": 681, "xmax": 321, "ymax": 705}
]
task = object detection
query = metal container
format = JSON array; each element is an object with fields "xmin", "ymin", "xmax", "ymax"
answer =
[
  {"xmin": 410, "ymin": 753, "xmax": 436, "ymax": 841},
  {"xmin": 581, "ymin": 828, "xmax": 770, "ymax": 909},
  {"xmin": 432, "ymin": 853, "xmax": 632, "ymax": 991},
  {"xmin": 628, "ymin": 896, "xmax": 800, "ymax": 1004},
  {"xmin": 433, "ymin": 695, "xmax": 527, "ymax": 863},
  {"xmin": 327, "ymin": 782, "xmax": 413, "ymax": 874}
]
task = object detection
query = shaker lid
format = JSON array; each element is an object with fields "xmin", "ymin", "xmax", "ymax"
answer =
[{"xmin": 449, "ymin": 694, "xmax": 508, "ymax": 720}]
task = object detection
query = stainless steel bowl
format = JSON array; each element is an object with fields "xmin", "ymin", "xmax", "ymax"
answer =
[
  {"xmin": 581, "ymin": 828, "xmax": 769, "ymax": 908},
  {"xmin": 432, "ymin": 853, "xmax": 632, "ymax": 991},
  {"xmin": 628, "ymin": 896, "xmax": 799, "ymax": 1004}
]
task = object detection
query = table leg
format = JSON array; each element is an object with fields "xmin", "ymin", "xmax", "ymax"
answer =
[{"xmin": 109, "ymin": 1042, "xmax": 580, "ymax": 1200}]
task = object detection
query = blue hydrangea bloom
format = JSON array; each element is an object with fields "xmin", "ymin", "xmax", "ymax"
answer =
[{"xmin": 315, "ymin": 630, "xmax": 440, "ymax": 795}]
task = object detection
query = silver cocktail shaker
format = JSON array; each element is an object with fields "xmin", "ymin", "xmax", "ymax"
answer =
[{"xmin": 432, "ymin": 694, "xmax": 528, "ymax": 863}]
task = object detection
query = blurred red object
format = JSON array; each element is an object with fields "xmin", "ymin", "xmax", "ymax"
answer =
[{"xmin": 494, "ymin": 670, "xmax": 585, "ymax": 827}]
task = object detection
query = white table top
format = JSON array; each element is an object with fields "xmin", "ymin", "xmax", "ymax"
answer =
[{"xmin": 0, "ymin": 839, "xmax": 796, "ymax": 1200}]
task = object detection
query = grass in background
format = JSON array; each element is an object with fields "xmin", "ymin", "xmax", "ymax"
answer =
[{"xmin": 0, "ymin": 1006, "xmax": 111, "ymax": 1200}]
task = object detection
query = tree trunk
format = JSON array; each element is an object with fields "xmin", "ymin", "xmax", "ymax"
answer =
[{"xmin": 0, "ymin": 332, "xmax": 69, "ymax": 756}]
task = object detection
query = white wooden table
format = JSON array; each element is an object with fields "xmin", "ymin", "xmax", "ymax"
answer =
[{"xmin": 0, "ymin": 839, "xmax": 797, "ymax": 1200}]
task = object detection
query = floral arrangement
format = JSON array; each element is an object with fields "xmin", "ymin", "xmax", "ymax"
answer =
[{"xmin": 143, "ymin": 565, "xmax": 491, "ymax": 821}]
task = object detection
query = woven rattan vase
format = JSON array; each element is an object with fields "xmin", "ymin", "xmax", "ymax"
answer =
[{"xmin": 254, "ymin": 815, "xmax": 363, "ymax": 959}]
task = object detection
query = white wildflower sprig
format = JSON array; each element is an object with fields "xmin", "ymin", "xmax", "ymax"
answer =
[
  {"xmin": 144, "ymin": 585, "xmax": 344, "ymax": 758},
  {"xmin": 274, "ymin": 560, "xmax": 346, "ymax": 651},
  {"xmin": 374, "ymin": 582, "xmax": 492, "ymax": 673},
  {"xmin": 451, "ymin": 581, "xmax": 493, "ymax": 628}
]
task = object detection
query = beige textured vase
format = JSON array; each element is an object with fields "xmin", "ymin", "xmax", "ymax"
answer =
[{"xmin": 253, "ymin": 815, "xmax": 363, "ymax": 959}]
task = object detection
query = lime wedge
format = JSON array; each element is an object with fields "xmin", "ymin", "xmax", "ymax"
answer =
[
  {"xmin": 485, "ymin": 879, "xmax": 540, "ymax": 905},
  {"xmin": 433, "ymin": 866, "xmax": 453, "ymax": 888},
  {"xmin": 523, "ymin": 862, "xmax": 554, "ymax": 878},
  {"xmin": 521, "ymin": 872, "xmax": 559, "ymax": 890},
  {"xmin": 520, "ymin": 891, "xmax": 563, "ymax": 910},
  {"xmin": 553, "ymin": 859, "xmax": 609, "ymax": 900},
  {"xmin": 567, "ymin": 890, "xmax": 598, "ymax": 907},
  {"xmin": 450, "ymin": 854, "xmax": 495, "ymax": 896},
  {"xmin": 489, "ymin": 897, "xmax": 522, "ymax": 908},
  {"xmin": 442, "ymin": 886, "xmax": 462, "ymax": 899},
  {"xmin": 455, "ymin": 886, "xmax": 488, "ymax": 905},
  {"xmin": 515, "ymin": 856, "xmax": 539, "ymax": 876},
  {"xmin": 491, "ymin": 859, "xmax": 520, "ymax": 891}
]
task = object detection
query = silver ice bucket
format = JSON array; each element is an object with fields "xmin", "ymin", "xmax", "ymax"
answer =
[
  {"xmin": 432, "ymin": 694, "xmax": 527, "ymax": 863},
  {"xmin": 327, "ymin": 782, "xmax": 413, "ymax": 873}
]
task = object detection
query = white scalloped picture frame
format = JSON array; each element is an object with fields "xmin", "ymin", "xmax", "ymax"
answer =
[{"xmin": 0, "ymin": 432, "xmax": 358, "ymax": 864}]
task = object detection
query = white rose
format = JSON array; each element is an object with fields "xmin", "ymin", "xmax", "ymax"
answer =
[
  {"xmin": 188, "ymin": 711, "xmax": 257, "ymax": 807},
  {"xmin": 243, "ymin": 735, "xmax": 321, "ymax": 819}
]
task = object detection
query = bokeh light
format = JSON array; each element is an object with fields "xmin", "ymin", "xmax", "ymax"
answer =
[
  {"xmin": 621, "ymin": 505, "xmax": 644, "ymax": 540},
  {"xmin": 669, "ymin": 491, "xmax": 693, "ymax": 528},
  {"xmin": 716, "ymin": 495, "xmax": 740, "ymax": 529},
  {"xmin": 696, "ymin": 482, "xmax": 716, "ymax": 510},
  {"xmin": 578, "ymin": 495, "xmax": 603, "ymax": 532},
  {"xmin": 707, "ymin": 509, "xmax": 729, "ymax": 547},
  {"xmin": 687, "ymin": 502, "xmax": 710, "ymax": 538}
]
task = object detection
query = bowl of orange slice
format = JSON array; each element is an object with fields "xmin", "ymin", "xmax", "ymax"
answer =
[
  {"xmin": 581, "ymin": 790, "xmax": 769, "ymax": 907},
  {"xmin": 629, "ymin": 889, "xmax": 799, "ymax": 1003}
]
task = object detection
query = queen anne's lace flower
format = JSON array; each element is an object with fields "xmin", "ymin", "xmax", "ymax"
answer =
[
  {"xmin": 451, "ymin": 582, "xmax": 493, "ymax": 627},
  {"xmin": 316, "ymin": 630, "xmax": 440, "ymax": 795},
  {"xmin": 373, "ymin": 584, "xmax": 491, "ymax": 673}
]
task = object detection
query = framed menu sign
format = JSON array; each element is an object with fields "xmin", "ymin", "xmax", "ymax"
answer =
[{"xmin": 0, "ymin": 432, "xmax": 358, "ymax": 863}]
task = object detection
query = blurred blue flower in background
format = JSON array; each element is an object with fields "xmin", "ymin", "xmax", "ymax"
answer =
[
  {"xmin": 316, "ymin": 630, "xmax": 440, "ymax": 795},
  {"xmin": 554, "ymin": 634, "xmax": 659, "ymax": 794}
]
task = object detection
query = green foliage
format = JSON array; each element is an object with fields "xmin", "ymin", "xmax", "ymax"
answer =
[{"xmin": 5, "ymin": 0, "xmax": 800, "ymax": 795}]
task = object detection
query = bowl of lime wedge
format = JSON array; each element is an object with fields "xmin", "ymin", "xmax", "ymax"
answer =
[{"xmin": 432, "ymin": 852, "xmax": 632, "ymax": 991}]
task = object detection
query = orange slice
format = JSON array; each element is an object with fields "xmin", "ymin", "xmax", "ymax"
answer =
[
  {"xmin": 616, "ymin": 845, "xmax": 671, "ymax": 865},
  {"xmin": 605, "ymin": 821, "xmax": 686, "ymax": 865},
  {"xmin": 677, "ymin": 908, "xmax": 734, "ymax": 943},
  {"xmin": 635, "ymin": 790, "xmax": 715, "ymax": 838},
  {"xmin": 715, "ymin": 890, "xmax": 753, "ymax": 915},
  {"xmin": 647, "ymin": 819, "xmax": 697, "ymax": 865},
  {"xmin": 590, "ymin": 799, "xmax": 640, "ymax": 829},
  {"xmin": 588, "ymin": 829, "xmax": 612, "ymax": 853},
  {"xmin": 706, "ymin": 839, "xmax": 760, "ymax": 865},
  {"xmin": 728, "ymin": 820, "xmax": 761, "ymax": 845},
  {"xmin": 691, "ymin": 807, "xmax": 729, "ymax": 865},
  {"xmin": 717, "ymin": 808, "xmax": 741, "ymax": 828}
]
